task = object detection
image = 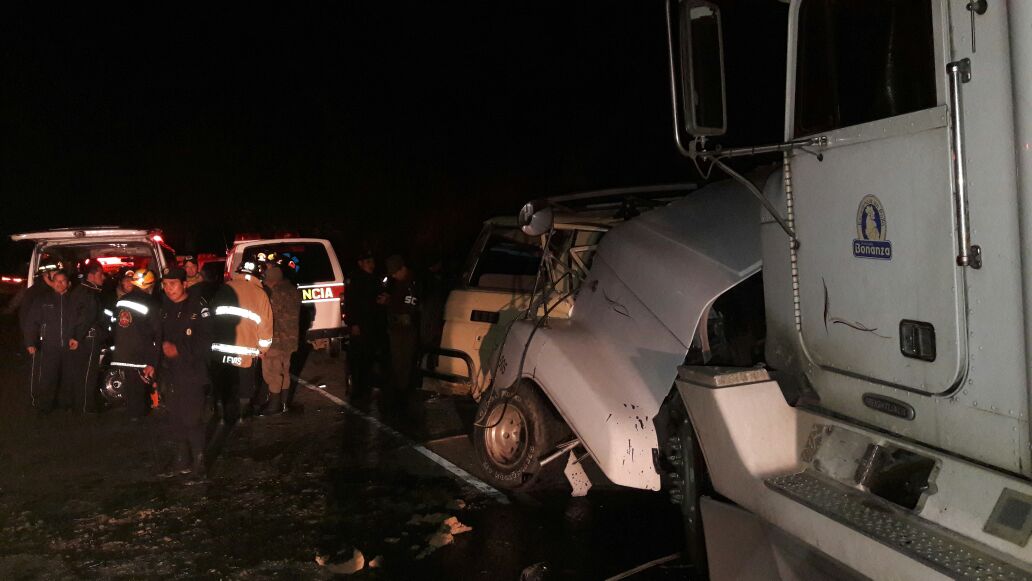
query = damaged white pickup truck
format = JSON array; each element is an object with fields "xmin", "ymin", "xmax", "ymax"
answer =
[{"xmin": 472, "ymin": 177, "xmax": 765, "ymax": 493}]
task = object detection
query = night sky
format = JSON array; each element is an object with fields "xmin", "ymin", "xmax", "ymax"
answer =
[{"xmin": 1, "ymin": 1, "xmax": 786, "ymax": 269}]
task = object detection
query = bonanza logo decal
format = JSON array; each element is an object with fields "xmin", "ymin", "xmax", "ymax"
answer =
[
  {"xmin": 118, "ymin": 310, "xmax": 133, "ymax": 328},
  {"xmin": 853, "ymin": 195, "xmax": 892, "ymax": 260}
]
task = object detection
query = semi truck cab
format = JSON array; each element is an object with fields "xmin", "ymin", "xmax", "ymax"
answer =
[{"xmin": 476, "ymin": 1, "xmax": 1032, "ymax": 578}]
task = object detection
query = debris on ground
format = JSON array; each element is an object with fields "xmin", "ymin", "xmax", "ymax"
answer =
[
  {"xmin": 320, "ymin": 548, "xmax": 365, "ymax": 575},
  {"xmin": 406, "ymin": 512, "xmax": 450, "ymax": 526},
  {"xmin": 415, "ymin": 528, "xmax": 457, "ymax": 560},
  {"xmin": 440, "ymin": 516, "xmax": 472, "ymax": 535},
  {"xmin": 445, "ymin": 498, "xmax": 467, "ymax": 511},
  {"xmin": 428, "ymin": 531, "xmax": 454, "ymax": 548},
  {"xmin": 520, "ymin": 561, "xmax": 551, "ymax": 580}
]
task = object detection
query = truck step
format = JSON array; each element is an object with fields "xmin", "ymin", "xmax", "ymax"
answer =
[{"xmin": 765, "ymin": 471, "xmax": 1032, "ymax": 580}]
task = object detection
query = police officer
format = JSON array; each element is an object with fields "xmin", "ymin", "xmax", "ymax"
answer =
[
  {"xmin": 261, "ymin": 261, "xmax": 300, "ymax": 416},
  {"xmin": 211, "ymin": 260, "xmax": 273, "ymax": 424},
  {"xmin": 345, "ymin": 250, "xmax": 389, "ymax": 403},
  {"xmin": 20, "ymin": 269, "xmax": 91, "ymax": 414},
  {"xmin": 158, "ymin": 267, "xmax": 213, "ymax": 477},
  {"xmin": 111, "ymin": 269, "xmax": 161, "ymax": 418},
  {"xmin": 70, "ymin": 262, "xmax": 106, "ymax": 413},
  {"xmin": 384, "ymin": 254, "xmax": 422, "ymax": 407}
]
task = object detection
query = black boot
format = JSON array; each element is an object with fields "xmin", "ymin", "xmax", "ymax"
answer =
[
  {"xmin": 159, "ymin": 443, "xmax": 188, "ymax": 478},
  {"xmin": 190, "ymin": 452, "xmax": 207, "ymax": 479},
  {"xmin": 264, "ymin": 392, "xmax": 283, "ymax": 416},
  {"xmin": 238, "ymin": 398, "xmax": 253, "ymax": 422}
]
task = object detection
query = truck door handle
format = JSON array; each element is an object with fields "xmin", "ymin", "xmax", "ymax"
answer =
[{"xmin": 470, "ymin": 310, "xmax": 500, "ymax": 324}]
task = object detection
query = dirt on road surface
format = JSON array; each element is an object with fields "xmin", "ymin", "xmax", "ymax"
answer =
[{"xmin": 0, "ymin": 323, "xmax": 684, "ymax": 579}]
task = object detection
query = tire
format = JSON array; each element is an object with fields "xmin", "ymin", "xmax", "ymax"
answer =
[
  {"xmin": 656, "ymin": 389, "xmax": 710, "ymax": 578},
  {"xmin": 473, "ymin": 383, "xmax": 570, "ymax": 491}
]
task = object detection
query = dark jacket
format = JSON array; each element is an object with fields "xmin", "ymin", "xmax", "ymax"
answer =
[
  {"xmin": 111, "ymin": 289, "xmax": 161, "ymax": 369},
  {"xmin": 387, "ymin": 275, "xmax": 422, "ymax": 327},
  {"xmin": 72, "ymin": 280, "xmax": 105, "ymax": 341},
  {"xmin": 13, "ymin": 279, "xmax": 54, "ymax": 322},
  {"xmin": 20, "ymin": 286, "xmax": 91, "ymax": 349},
  {"xmin": 160, "ymin": 292, "xmax": 213, "ymax": 386},
  {"xmin": 345, "ymin": 269, "xmax": 387, "ymax": 334}
]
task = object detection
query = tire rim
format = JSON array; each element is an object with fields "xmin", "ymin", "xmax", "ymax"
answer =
[{"xmin": 483, "ymin": 401, "xmax": 529, "ymax": 471}]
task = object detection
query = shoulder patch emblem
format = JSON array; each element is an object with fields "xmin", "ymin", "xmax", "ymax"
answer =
[{"xmin": 118, "ymin": 310, "xmax": 133, "ymax": 328}]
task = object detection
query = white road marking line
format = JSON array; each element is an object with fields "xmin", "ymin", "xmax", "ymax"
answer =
[{"xmin": 294, "ymin": 375, "xmax": 510, "ymax": 505}]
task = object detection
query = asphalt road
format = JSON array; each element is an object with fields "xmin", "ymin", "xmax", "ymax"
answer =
[{"xmin": 0, "ymin": 318, "xmax": 686, "ymax": 579}]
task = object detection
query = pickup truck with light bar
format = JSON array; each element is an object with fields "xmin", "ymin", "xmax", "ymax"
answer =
[{"xmin": 225, "ymin": 238, "xmax": 345, "ymax": 356}]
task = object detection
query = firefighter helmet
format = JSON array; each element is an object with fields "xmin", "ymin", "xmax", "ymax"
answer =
[
  {"xmin": 36, "ymin": 260, "xmax": 64, "ymax": 276},
  {"xmin": 235, "ymin": 260, "xmax": 267, "ymax": 279},
  {"xmin": 129, "ymin": 269, "xmax": 156, "ymax": 290}
]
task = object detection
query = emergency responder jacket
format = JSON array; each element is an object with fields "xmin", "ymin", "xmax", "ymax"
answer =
[
  {"xmin": 387, "ymin": 275, "xmax": 422, "ymax": 328},
  {"xmin": 212, "ymin": 274, "xmax": 273, "ymax": 368},
  {"xmin": 266, "ymin": 280, "xmax": 300, "ymax": 354},
  {"xmin": 111, "ymin": 288, "xmax": 161, "ymax": 371},
  {"xmin": 160, "ymin": 292, "xmax": 213, "ymax": 387},
  {"xmin": 73, "ymin": 280, "xmax": 107, "ymax": 341},
  {"xmin": 20, "ymin": 286, "xmax": 91, "ymax": 349},
  {"xmin": 345, "ymin": 269, "xmax": 387, "ymax": 335}
]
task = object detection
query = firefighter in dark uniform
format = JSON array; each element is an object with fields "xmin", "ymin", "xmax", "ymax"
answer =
[
  {"xmin": 345, "ymin": 250, "xmax": 389, "ymax": 403},
  {"xmin": 20, "ymin": 270, "xmax": 91, "ymax": 414},
  {"xmin": 71, "ymin": 262, "xmax": 107, "ymax": 413},
  {"xmin": 111, "ymin": 269, "xmax": 161, "ymax": 418},
  {"xmin": 384, "ymin": 254, "xmax": 422, "ymax": 408},
  {"xmin": 158, "ymin": 267, "xmax": 213, "ymax": 477}
]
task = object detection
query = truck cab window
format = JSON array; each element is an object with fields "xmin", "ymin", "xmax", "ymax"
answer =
[
  {"xmin": 794, "ymin": 0, "xmax": 936, "ymax": 137},
  {"xmin": 468, "ymin": 229, "xmax": 542, "ymax": 292}
]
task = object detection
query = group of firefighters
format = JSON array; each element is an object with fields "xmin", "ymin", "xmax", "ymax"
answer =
[{"xmin": 17, "ymin": 256, "xmax": 301, "ymax": 479}]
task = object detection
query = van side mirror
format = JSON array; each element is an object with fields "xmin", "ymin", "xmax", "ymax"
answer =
[{"xmin": 667, "ymin": 0, "xmax": 727, "ymax": 145}]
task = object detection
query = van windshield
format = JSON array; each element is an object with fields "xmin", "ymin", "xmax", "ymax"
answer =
[{"xmin": 242, "ymin": 242, "xmax": 335, "ymax": 285}]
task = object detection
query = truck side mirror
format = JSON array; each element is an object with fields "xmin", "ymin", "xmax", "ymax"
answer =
[
  {"xmin": 667, "ymin": 0, "xmax": 727, "ymax": 145},
  {"xmin": 519, "ymin": 200, "xmax": 554, "ymax": 237}
]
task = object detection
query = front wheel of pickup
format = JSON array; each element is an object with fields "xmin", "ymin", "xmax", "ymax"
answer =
[{"xmin": 473, "ymin": 384, "xmax": 569, "ymax": 491}]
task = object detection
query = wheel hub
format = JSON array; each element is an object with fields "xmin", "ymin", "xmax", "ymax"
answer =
[{"xmin": 483, "ymin": 401, "xmax": 529, "ymax": 470}]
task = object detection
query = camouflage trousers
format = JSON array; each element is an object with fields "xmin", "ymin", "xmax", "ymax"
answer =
[{"xmin": 261, "ymin": 350, "xmax": 294, "ymax": 394}]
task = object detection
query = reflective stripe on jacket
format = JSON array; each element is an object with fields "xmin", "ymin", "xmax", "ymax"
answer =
[{"xmin": 211, "ymin": 275, "xmax": 273, "ymax": 368}]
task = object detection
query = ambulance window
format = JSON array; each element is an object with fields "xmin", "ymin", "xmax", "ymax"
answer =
[
  {"xmin": 243, "ymin": 243, "xmax": 335, "ymax": 285},
  {"xmin": 469, "ymin": 228, "xmax": 542, "ymax": 292},
  {"xmin": 794, "ymin": 0, "xmax": 936, "ymax": 137}
]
